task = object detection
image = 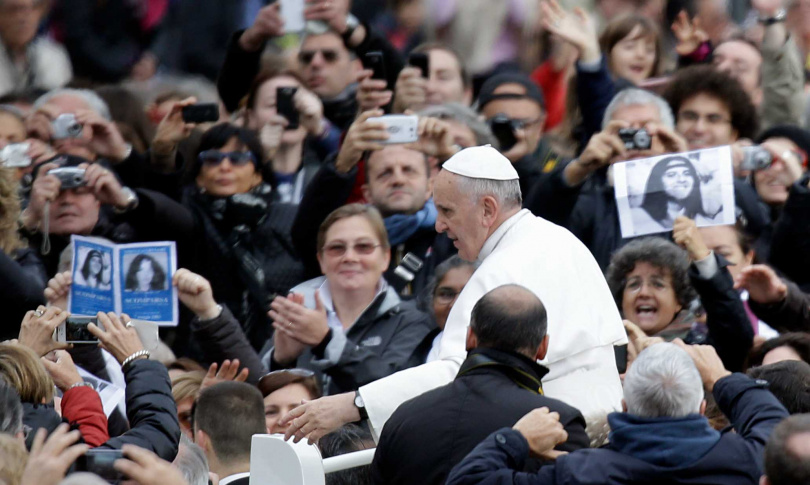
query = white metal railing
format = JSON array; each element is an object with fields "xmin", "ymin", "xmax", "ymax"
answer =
[{"xmin": 249, "ymin": 434, "xmax": 376, "ymax": 485}]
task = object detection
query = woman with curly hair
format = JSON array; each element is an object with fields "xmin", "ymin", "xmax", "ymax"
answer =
[{"xmin": 0, "ymin": 166, "xmax": 46, "ymax": 340}]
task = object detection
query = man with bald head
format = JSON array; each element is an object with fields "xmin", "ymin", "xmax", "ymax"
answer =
[
  {"xmin": 281, "ymin": 145, "xmax": 626, "ymax": 444},
  {"xmin": 371, "ymin": 284, "xmax": 589, "ymax": 485}
]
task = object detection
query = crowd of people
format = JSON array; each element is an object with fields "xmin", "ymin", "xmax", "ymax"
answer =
[{"xmin": 1, "ymin": 0, "xmax": 810, "ymax": 483}]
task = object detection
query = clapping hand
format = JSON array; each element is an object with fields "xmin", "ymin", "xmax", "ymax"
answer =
[{"xmin": 270, "ymin": 291, "xmax": 330, "ymax": 347}]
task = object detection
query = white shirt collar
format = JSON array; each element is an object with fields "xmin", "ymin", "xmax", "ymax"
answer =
[
  {"xmin": 317, "ymin": 278, "xmax": 388, "ymax": 332},
  {"xmin": 477, "ymin": 209, "xmax": 530, "ymax": 262},
  {"xmin": 219, "ymin": 472, "xmax": 250, "ymax": 485}
]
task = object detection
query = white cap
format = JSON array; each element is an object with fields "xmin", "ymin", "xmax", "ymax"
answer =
[{"xmin": 442, "ymin": 145, "xmax": 519, "ymax": 181}]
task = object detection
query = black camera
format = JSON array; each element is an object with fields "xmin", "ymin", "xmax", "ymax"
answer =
[
  {"xmin": 488, "ymin": 114, "xmax": 518, "ymax": 152},
  {"xmin": 618, "ymin": 128, "xmax": 652, "ymax": 151},
  {"xmin": 48, "ymin": 167, "xmax": 86, "ymax": 190},
  {"xmin": 75, "ymin": 449, "xmax": 125, "ymax": 482}
]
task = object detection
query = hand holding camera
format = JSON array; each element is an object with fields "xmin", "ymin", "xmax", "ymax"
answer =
[
  {"xmin": 335, "ymin": 109, "xmax": 389, "ymax": 172},
  {"xmin": 73, "ymin": 110, "xmax": 130, "ymax": 162},
  {"xmin": 356, "ymin": 69, "xmax": 393, "ymax": 112},
  {"xmin": 240, "ymin": 2, "xmax": 285, "ymax": 51},
  {"xmin": 393, "ymin": 67, "xmax": 428, "ymax": 114},
  {"xmin": 153, "ymin": 96, "xmax": 199, "ymax": 158},
  {"xmin": 21, "ymin": 424, "xmax": 90, "ymax": 485},
  {"xmin": 18, "ymin": 305, "xmax": 70, "ymax": 356},
  {"xmin": 23, "ymin": 162, "xmax": 63, "ymax": 230},
  {"xmin": 565, "ymin": 120, "xmax": 630, "ymax": 185},
  {"xmin": 83, "ymin": 163, "xmax": 132, "ymax": 210},
  {"xmin": 88, "ymin": 312, "xmax": 146, "ymax": 366},
  {"xmin": 41, "ymin": 349, "xmax": 83, "ymax": 392},
  {"xmin": 408, "ymin": 115, "xmax": 457, "ymax": 161}
]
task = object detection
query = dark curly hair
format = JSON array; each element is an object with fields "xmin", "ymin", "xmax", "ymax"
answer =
[
  {"xmin": 664, "ymin": 65, "xmax": 759, "ymax": 141},
  {"xmin": 605, "ymin": 237, "xmax": 698, "ymax": 312},
  {"xmin": 748, "ymin": 332, "xmax": 810, "ymax": 368}
]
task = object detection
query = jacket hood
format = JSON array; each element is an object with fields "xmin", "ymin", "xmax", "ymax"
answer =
[
  {"xmin": 291, "ymin": 276, "xmax": 402, "ymax": 319},
  {"xmin": 608, "ymin": 412, "xmax": 721, "ymax": 468}
]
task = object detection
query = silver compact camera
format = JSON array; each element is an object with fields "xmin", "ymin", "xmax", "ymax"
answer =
[
  {"xmin": 52, "ymin": 114, "xmax": 83, "ymax": 139},
  {"xmin": 0, "ymin": 142, "xmax": 31, "ymax": 168},
  {"xmin": 367, "ymin": 115, "xmax": 419, "ymax": 144},
  {"xmin": 48, "ymin": 167, "xmax": 86, "ymax": 190},
  {"xmin": 618, "ymin": 128, "xmax": 652, "ymax": 151},
  {"xmin": 740, "ymin": 146, "xmax": 773, "ymax": 171}
]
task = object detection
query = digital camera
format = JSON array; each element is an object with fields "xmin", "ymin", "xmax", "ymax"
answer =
[
  {"xmin": 0, "ymin": 142, "xmax": 31, "ymax": 168},
  {"xmin": 618, "ymin": 128, "xmax": 652, "ymax": 151},
  {"xmin": 740, "ymin": 145, "xmax": 773, "ymax": 171},
  {"xmin": 48, "ymin": 167, "xmax": 86, "ymax": 190},
  {"xmin": 52, "ymin": 113, "xmax": 83, "ymax": 139}
]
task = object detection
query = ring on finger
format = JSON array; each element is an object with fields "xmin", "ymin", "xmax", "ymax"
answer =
[
  {"xmin": 34, "ymin": 310, "xmax": 45, "ymax": 317},
  {"xmin": 288, "ymin": 321, "xmax": 294, "ymax": 328},
  {"xmin": 126, "ymin": 322, "xmax": 134, "ymax": 328}
]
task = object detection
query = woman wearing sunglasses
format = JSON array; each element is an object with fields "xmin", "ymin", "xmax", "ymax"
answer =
[
  {"xmin": 265, "ymin": 203, "xmax": 433, "ymax": 395},
  {"xmin": 117, "ymin": 122, "xmax": 305, "ymax": 351}
]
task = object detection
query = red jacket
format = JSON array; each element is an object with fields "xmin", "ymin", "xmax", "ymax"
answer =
[{"xmin": 61, "ymin": 386, "xmax": 109, "ymax": 447}]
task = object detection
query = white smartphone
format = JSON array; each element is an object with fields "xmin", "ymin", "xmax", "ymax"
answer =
[
  {"xmin": 368, "ymin": 115, "xmax": 419, "ymax": 145},
  {"xmin": 279, "ymin": 0, "xmax": 305, "ymax": 32},
  {"xmin": 54, "ymin": 318, "xmax": 159, "ymax": 351}
]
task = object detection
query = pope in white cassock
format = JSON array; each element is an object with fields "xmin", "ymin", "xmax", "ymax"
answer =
[{"xmin": 282, "ymin": 146, "xmax": 628, "ymax": 443}]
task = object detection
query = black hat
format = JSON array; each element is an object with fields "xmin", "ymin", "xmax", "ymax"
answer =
[
  {"xmin": 477, "ymin": 72, "xmax": 545, "ymax": 111},
  {"xmin": 757, "ymin": 124, "xmax": 810, "ymax": 160}
]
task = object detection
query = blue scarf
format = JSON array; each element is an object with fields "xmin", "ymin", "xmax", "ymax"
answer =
[{"xmin": 383, "ymin": 199, "xmax": 437, "ymax": 246}]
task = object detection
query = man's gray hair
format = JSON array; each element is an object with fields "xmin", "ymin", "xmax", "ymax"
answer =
[
  {"xmin": 33, "ymin": 88, "xmax": 112, "ymax": 121},
  {"xmin": 419, "ymin": 103, "xmax": 497, "ymax": 147},
  {"xmin": 602, "ymin": 88, "xmax": 674, "ymax": 130},
  {"xmin": 623, "ymin": 343, "xmax": 704, "ymax": 418},
  {"xmin": 0, "ymin": 380, "xmax": 23, "ymax": 436},
  {"xmin": 173, "ymin": 434, "xmax": 210, "ymax": 485},
  {"xmin": 455, "ymin": 175, "xmax": 522, "ymax": 209}
]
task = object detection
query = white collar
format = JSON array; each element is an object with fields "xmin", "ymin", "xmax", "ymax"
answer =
[
  {"xmin": 219, "ymin": 472, "xmax": 250, "ymax": 485},
  {"xmin": 477, "ymin": 209, "xmax": 530, "ymax": 262},
  {"xmin": 317, "ymin": 278, "xmax": 388, "ymax": 329}
]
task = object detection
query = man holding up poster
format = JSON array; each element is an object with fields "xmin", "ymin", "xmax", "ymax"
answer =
[{"xmin": 280, "ymin": 146, "xmax": 627, "ymax": 443}]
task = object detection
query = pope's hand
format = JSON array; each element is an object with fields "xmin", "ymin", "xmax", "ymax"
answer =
[{"xmin": 281, "ymin": 391, "xmax": 360, "ymax": 444}]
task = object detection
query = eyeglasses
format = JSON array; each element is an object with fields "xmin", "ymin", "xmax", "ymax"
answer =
[
  {"xmin": 298, "ymin": 49, "xmax": 340, "ymax": 65},
  {"xmin": 322, "ymin": 242, "xmax": 381, "ymax": 257},
  {"xmin": 678, "ymin": 110, "xmax": 731, "ymax": 126},
  {"xmin": 434, "ymin": 287, "xmax": 460, "ymax": 305},
  {"xmin": 198, "ymin": 150, "xmax": 256, "ymax": 167}
]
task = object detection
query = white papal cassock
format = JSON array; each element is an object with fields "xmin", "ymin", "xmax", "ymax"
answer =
[{"xmin": 359, "ymin": 206, "xmax": 628, "ymax": 440}]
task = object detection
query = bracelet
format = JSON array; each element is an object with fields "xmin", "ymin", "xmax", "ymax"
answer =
[
  {"xmin": 121, "ymin": 350, "xmax": 150, "ymax": 371},
  {"xmin": 67, "ymin": 381, "xmax": 94, "ymax": 391}
]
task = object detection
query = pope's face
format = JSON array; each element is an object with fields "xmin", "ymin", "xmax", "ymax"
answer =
[{"xmin": 433, "ymin": 171, "xmax": 489, "ymax": 262}]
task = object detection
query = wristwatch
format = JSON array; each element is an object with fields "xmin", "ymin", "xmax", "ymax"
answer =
[
  {"xmin": 341, "ymin": 14, "xmax": 360, "ymax": 43},
  {"xmin": 354, "ymin": 390, "xmax": 369, "ymax": 421},
  {"xmin": 114, "ymin": 187, "xmax": 139, "ymax": 214},
  {"xmin": 758, "ymin": 8, "xmax": 786, "ymax": 25}
]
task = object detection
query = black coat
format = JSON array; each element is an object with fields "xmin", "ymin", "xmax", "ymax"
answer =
[
  {"xmin": 0, "ymin": 248, "xmax": 46, "ymax": 341},
  {"xmin": 371, "ymin": 348, "xmax": 589, "ymax": 485},
  {"xmin": 291, "ymin": 158, "xmax": 455, "ymax": 298},
  {"xmin": 768, "ymin": 174, "xmax": 810, "ymax": 291},
  {"xmin": 446, "ymin": 374, "xmax": 788, "ymax": 485},
  {"xmin": 749, "ymin": 278, "xmax": 810, "ymax": 333},
  {"xmin": 98, "ymin": 359, "xmax": 181, "ymax": 462}
]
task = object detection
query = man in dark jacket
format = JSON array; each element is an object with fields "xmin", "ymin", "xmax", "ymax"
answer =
[
  {"xmin": 446, "ymin": 341, "xmax": 789, "ymax": 485},
  {"xmin": 370, "ymin": 284, "xmax": 589, "ymax": 485},
  {"xmin": 292, "ymin": 112, "xmax": 457, "ymax": 297},
  {"xmin": 738, "ymin": 263, "xmax": 810, "ymax": 333}
]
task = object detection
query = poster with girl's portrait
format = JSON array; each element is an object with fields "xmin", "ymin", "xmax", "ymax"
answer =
[
  {"xmin": 68, "ymin": 236, "xmax": 178, "ymax": 326},
  {"xmin": 613, "ymin": 146, "xmax": 736, "ymax": 238}
]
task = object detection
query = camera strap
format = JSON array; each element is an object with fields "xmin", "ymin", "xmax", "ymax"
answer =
[
  {"xmin": 41, "ymin": 201, "xmax": 51, "ymax": 255},
  {"xmin": 457, "ymin": 352, "xmax": 544, "ymax": 395}
]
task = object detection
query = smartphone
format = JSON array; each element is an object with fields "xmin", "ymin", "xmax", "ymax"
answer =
[
  {"xmin": 367, "ymin": 115, "xmax": 418, "ymax": 144},
  {"xmin": 55, "ymin": 317, "xmax": 100, "ymax": 344},
  {"xmin": 409, "ymin": 52, "xmax": 429, "ymax": 79},
  {"xmin": 363, "ymin": 51, "xmax": 387, "ymax": 81},
  {"xmin": 75, "ymin": 449, "xmax": 125, "ymax": 482},
  {"xmin": 489, "ymin": 115, "xmax": 518, "ymax": 152},
  {"xmin": 279, "ymin": 0, "xmax": 305, "ymax": 32},
  {"xmin": 614, "ymin": 344, "xmax": 628, "ymax": 375},
  {"xmin": 276, "ymin": 87, "xmax": 299, "ymax": 130},
  {"xmin": 181, "ymin": 103, "xmax": 219, "ymax": 123}
]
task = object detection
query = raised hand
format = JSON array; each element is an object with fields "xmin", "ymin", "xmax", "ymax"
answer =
[
  {"xmin": 88, "ymin": 312, "xmax": 145, "ymax": 365},
  {"xmin": 356, "ymin": 70, "xmax": 392, "ymax": 112},
  {"xmin": 44, "ymin": 271, "xmax": 72, "ymax": 310},
  {"xmin": 173, "ymin": 269, "xmax": 221, "ymax": 320},
  {"xmin": 18, "ymin": 306, "xmax": 70, "ymax": 356},
  {"xmin": 671, "ymin": 11, "xmax": 708, "ymax": 56},
  {"xmin": 393, "ymin": 67, "xmax": 427, "ymax": 113},
  {"xmin": 152, "ymin": 97, "xmax": 199, "ymax": 157},
  {"xmin": 240, "ymin": 3, "xmax": 285, "ymax": 51},
  {"xmin": 201, "ymin": 359, "xmax": 250, "ymax": 390},
  {"xmin": 540, "ymin": 0, "xmax": 601, "ymax": 63},
  {"xmin": 673, "ymin": 339, "xmax": 731, "ymax": 391},
  {"xmin": 734, "ymin": 264, "xmax": 788, "ymax": 304},
  {"xmin": 41, "ymin": 350, "xmax": 84, "ymax": 392},
  {"xmin": 672, "ymin": 216, "xmax": 711, "ymax": 261},
  {"xmin": 334, "ymin": 110, "xmax": 388, "ymax": 173}
]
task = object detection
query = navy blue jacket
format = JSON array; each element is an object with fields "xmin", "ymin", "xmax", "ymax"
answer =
[{"xmin": 446, "ymin": 373, "xmax": 788, "ymax": 485}]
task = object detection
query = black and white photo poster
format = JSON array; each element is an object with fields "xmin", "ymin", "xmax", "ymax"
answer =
[{"xmin": 614, "ymin": 146, "xmax": 736, "ymax": 238}]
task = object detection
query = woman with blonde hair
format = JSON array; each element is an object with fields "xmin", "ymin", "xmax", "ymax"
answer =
[{"xmin": 0, "ymin": 165, "xmax": 47, "ymax": 341}]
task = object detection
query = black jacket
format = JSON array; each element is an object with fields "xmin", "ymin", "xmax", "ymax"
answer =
[
  {"xmin": 262, "ymin": 276, "xmax": 434, "ymax": 395},
  {"xmin": 688, "ymin": 254, "xmax": 754, "ymax": 372},
  {"xmin": 749, "ymin": 278, "xmax": 810, "ymax": 333},
  {"xmin": 99, "ymin": 359, "xmax": 181, "ymax": 462},
  {"xmin": 446, "ymin": 373, "xmax": 788, "ymax": 485},
  {"xmin": 768, "ymin": 174, "xmax": 810, "ymax": 291},
  {"xmin": 0, "ymin": 248, "xmax": 46, "ymax": 341},
  {"xmin": 122, "ymin": 188, "xmax": 305, "ymax": 350},
  {"xmin": 191, "ymin": 306, "xmax": 267, "ymax": 385},
  {"xmin": 371, "ymin": 348, "xmax": 589, "ymax": 485},
  {"xmin": 525, "ymin": 161, "xmax": 769, "ymax": 270},
  {"xmin": 291, "ymin": 158, "xmax": 455, "ymax": 297}
]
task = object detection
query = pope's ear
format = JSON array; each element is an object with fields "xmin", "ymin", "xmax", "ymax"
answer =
[{"xmin": 481, "ymin": 195, "xmax": 499, "ymax": 226}]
